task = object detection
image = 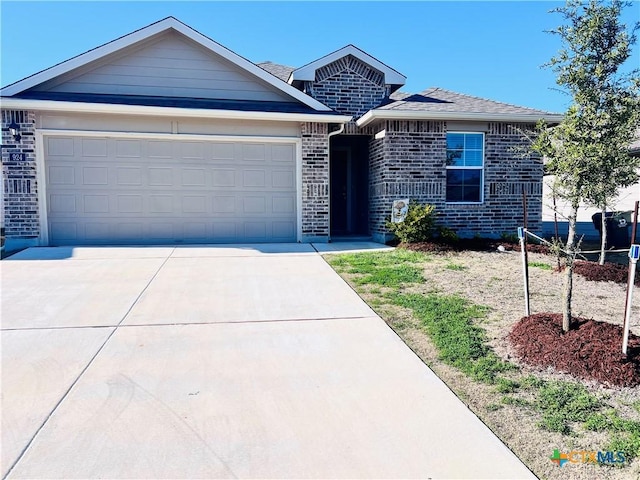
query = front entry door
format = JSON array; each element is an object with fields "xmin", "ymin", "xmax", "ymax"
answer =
[
  {"xmin": 330, "ymin": 148, "xmax": 351, "ymax": 235},
  {"xmin": 330, "ymin": 136, "xmax": 369, "ymax": 237}
]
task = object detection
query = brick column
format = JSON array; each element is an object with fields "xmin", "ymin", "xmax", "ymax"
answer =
[
  {"xmin": 2, "ymin": 110, "xmax": 39, "ymax": 249},
  {"xmin": 300, "ymin": 122, "xmax": 329, "ymax": 242}
]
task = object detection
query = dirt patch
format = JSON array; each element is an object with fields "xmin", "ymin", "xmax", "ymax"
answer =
[{"xmin": 510, "ymin": 313, "xmax": 640, "ymax": 387}]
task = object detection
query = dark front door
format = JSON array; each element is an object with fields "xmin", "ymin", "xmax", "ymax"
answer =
[
  {"xmin": 330, "ymin": 136, "xmax": 369, "ymax": 237},
  {"xmin": 330, "ymin": 148, "xmax": 350, "ymax": 235}
]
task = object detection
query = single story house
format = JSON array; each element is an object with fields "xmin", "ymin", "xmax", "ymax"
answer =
[{"xmin": 1, "ymin": 17, "xmax": 563, "ymax": 249}]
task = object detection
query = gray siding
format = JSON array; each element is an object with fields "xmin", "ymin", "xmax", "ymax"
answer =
[{"xmin": 33, "ymin": 32, "xmax": 293, "ymax": 102}]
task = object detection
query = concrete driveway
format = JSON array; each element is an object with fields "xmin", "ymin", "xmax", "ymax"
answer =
[{"xmin": 1, "ymin": 244, "xmax": 535, "ymax": 479}]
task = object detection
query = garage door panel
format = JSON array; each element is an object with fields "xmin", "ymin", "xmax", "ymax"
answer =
[
  {"xmin": 81, "ymin": 138, "xmax": 108, "ymax": 157},
  {"xmin": 148, "ymin": 141, "xmax": 173, "ymax": 158},
  {"xmin": 149, "ymin": 195, "xmax": 174, "ymax": 214},
  {"xmin": 83, "ymin": 195, "xmax": 109, "ymax": 213},
  {"xmin": 243, "ymin": 170, "xmax": 265, "ymax": 188},
  {"xmin": 212, "ymin": 222, "xmax": 238, "ymax": 241},
  {"xmin": 182, "ymin": 196, "xmax": 207, "ymax": 214},
  {"xmin": 85, "ymin": 223, "xmax": 110, "ymax": 240},
  {"xmin": 273, "ymin": 196, "xmax": 295, "ymax": 214},
  {"xmin": 212, "ymin": 196, "xmax": 235, "ymax": 214},
  {"xmin": 272, "ymin": 144, "xmax": 295, "ymax": 163},
  {"xmin": 242, "ymin": 144, "xmax": 266, "ymax": 162},
  {"xmin": 116, "ymin": 223, "xmax": 143, "ymax": 239},
  {"xmin": 243, "ymin": 196, "xmax": 266, "ymax": 214},
  {"xmin": 49, "ymin": 166, "xmax": 75, "ymax": 185},
  {"xmin": 181, "ymin": 168, "xmax": 206, "ymax": 187},
  {"xmin": 180, "ymin": 142, "xmax": 205, "ymax": 160},
  {"xmin": 211, "ymin": 143, "xmax": 235, "ymax": 160},
  {"xmin": 149, "ymin": 223, "xmax": 175, "ymax": 240},
  {"xmin": 272, "ymin": 170, "xmax": 294, "ymax": 189},
  {"xmin": 184, "ymin": 222, "xmax": 208, "ymax": 240},
  {"xmin": 273, "ymin": 221, "xmax": 295, "ymax": 240},
  {"xmin": 117, "ymin": 195, "xmax": 144, "ymax": 214},
  {"xmin": 50, "ymin": 194, "xmax": 77, "ymax": 213},
  {"xmin": 148, "ymin": 168, "xmax": 173, "ymax": 186},
  {"xmin": 47, "ymin": 137, "xmax": 75, "ymax": 156},
  {"xmin": 116, "ymin": 140, "xmax": 142, "ymax": 158},
  {"xmin": 117, "ymin": 167, "xmax": 143, "ymax": 186},
  {"xmin": 211, "ymin": 168, "xmax": 236, "ymax": 187},
  {"xmin": 244, "ymin": 222, "xmax": 267, "ymax": 241},
  {"xmin": 46, "ymin": 137, "xmax": 297, "ymax": 245},
  {"xmin": 82, "ymin": 166, "xmax": 108, "ymax": 185},
  {"xmin": 50, "ymin": 222, "xmax": 78, "ymax": 241}
]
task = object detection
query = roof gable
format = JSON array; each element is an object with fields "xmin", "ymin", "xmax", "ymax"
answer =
[
  {"xmin": 1, "ymin": 17, "xmax": 331, "ymax": 111},
  {"xmin": 28, "ymin": 31, "xmax": 293, "ymax": 103},
  {"xmin": 289, "ymin": 45, "xmax": 406, "ymax": 90}
]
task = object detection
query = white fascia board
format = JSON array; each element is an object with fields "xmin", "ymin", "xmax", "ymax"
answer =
[
  {"xmin": 0, "ymin": 98, "xmax": 351, "ymax": 123},
  {"xmin": 356, "ymin": 109, "xmax": 565, "ymax": 127},
  {"xmin": 1, "ymin": 18, "xmax": 331, "ymax": 112},
  {"xmin": 290, "ymin": 45, "xmax": 406, "ymax": 85}
]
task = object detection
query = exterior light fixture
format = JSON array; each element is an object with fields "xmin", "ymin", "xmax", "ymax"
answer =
[{"xmin": 8, "ymin": 121, "xmax": 21, "ymax": 142}]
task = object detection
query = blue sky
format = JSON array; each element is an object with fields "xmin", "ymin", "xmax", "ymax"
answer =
[{"xmin": 1, "ymin": 1, "xmax": 638, "ymax": 113}]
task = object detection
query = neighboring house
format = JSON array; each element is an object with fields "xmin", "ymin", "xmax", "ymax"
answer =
[
  {"xmin": 541, "ymin": 128, "xmax": 640, "ymax": 239},
  {"xmin": 0, "ymin": 17, "xmax": 562, "ymax": 249}
]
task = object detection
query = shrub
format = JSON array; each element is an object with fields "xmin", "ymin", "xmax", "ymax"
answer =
[
  {"xmin": 437, "ymin": 226, "xmax": 459, "ymax": 243},
  {"xmin": 386, "ymin": 201, "xmax": 436, "ymax": 243}
]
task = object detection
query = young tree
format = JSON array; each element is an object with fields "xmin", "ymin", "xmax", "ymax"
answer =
[{"xmin": 534, "ymin": 0, "xmax": 640, "ymax": 331}]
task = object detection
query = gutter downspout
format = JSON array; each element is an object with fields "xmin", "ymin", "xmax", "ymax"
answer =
[{"xmin": 326, "ymin": 122, "xmax": 348, "ymax": 242}]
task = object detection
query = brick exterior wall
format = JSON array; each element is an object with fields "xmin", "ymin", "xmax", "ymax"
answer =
[
  {"xmin": 0, "ymin": 112, "xmax": 540, "ymax": 246},
  {"xmin": 1, "ymin": 110, "xmax": 39, "ymax": 244},
  {"xmin": 367, "ymin": 120, "xmax": 542, "ymax": 241},
  {"xmin": 301, "ymin": 122, "xmax": 330, "ymax": 241},
  {"xmin": 304, "ymin": 55, "xmax": 389, "ymax": 118}
]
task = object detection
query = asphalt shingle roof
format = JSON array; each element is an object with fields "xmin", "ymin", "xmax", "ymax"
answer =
[
  {"xmin": 15, "ymin": 91, "xmax": 329, "ymax": 114},
  {"xmin": 383, "ymin": 87, "xmax": 558, "ymax": 116},
  {"xmin": 257, "ymin": 62, "xmax": 295, "ymax": 82}
]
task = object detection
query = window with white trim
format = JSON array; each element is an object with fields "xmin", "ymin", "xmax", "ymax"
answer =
[{"xmin": 446, "ymin": 132, "xmax": 484, "ymax": 203}]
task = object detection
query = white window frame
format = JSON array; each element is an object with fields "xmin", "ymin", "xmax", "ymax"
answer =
[{"xmin": 445, "ymin": 131, "xmax": 484, "ymax": 204}]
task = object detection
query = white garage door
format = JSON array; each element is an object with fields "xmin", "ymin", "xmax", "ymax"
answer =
[{"xmin": 45, "ymin": 135, "xmax": 298, "ymax": 245}]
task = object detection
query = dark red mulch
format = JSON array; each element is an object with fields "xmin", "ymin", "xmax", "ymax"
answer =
[
  {"xmin": 572, "ymin": 260, "xmax": 639, "ymax": 286},
  {"xmin": 401, "ymin": 239, "xmax": 550, "ymax": 254},
  {"xmin": 509, "ymin": 313, "xmax": 640, "ymax": 387}
]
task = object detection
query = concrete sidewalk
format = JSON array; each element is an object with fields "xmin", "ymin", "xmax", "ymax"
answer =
[{"xmin": 1, "ymin": 244, "xmax": 535, "ymax": 479}]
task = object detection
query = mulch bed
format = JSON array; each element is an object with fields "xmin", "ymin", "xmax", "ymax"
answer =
[
  {"xmin": 509, "ymin": 313, "xmax": 640, "ymax": 387},
  {"xmin": 401, "ymin": 239, "xmax": 550, "ymax": 254},
  {"xmin": 573, "ymin": 260, "xmax": 639, "ymax": 286}
]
